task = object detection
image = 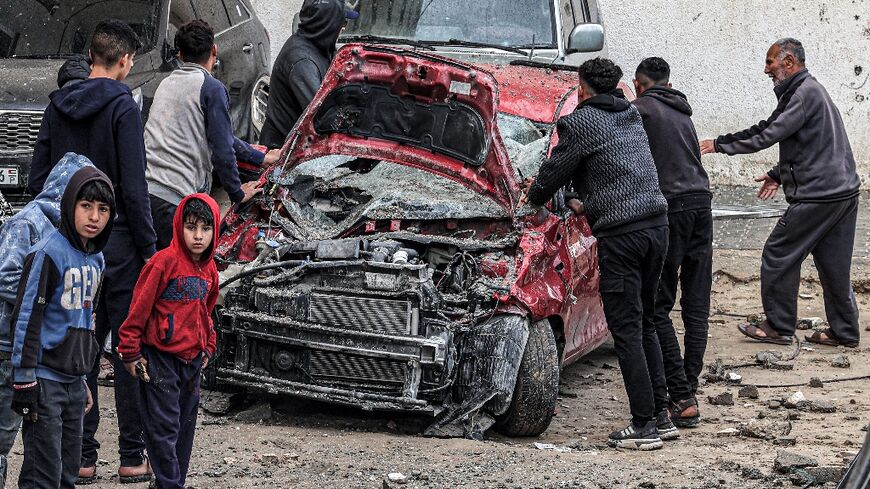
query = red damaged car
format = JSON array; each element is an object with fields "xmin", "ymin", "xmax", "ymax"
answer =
[{"xmin": 213, "ymin": 36, "xmax": 615, "ymax": 437}]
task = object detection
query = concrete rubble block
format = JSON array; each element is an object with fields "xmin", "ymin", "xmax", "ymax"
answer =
[
  {"xmin": 708, "ymin": 392, "xmax": 735, "ymax": 406},
  {"xmin": 387, "ymin": 472, "xmax": 408, "ymax": 484},
  {"xmin": 770, "ymin": 361, "xmax": 795, "ymax": 371},
  {"xmin": 831, "ymin": 354, "xmax": 851, "ymax": 368},
  {"xmin": 797, "ymin": 399, "xmax": 837, "ymax": 413},
  {"xmin": 774, "ymin": 450, "xmax": 819, "ymax": 473},
  {"xmin": 784, "ymin": 391, "xmax": 807, "ymax": 409},
  {"xmin": 738, "ymin": 385, "xmax": 759, "ymax": 399},
  {"xmin": 200, "ymin": 390, "xmax": 245, "ymax": 415},
  {"xmin": 741, "ymin": 418, "xmax": 792, "ymax": 441},
  {"xmin": 716, "ymin": 428, "xmax": 740, "ymax": 437},
  {"xmin": 808, "ymin": 377, "xmax": 824, "ymax": 388},
  {"xmin": 805, "ymin": 466, "xmax": 848, "ymax": 484}
]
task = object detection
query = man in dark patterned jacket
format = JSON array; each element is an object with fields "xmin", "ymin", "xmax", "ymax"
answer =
[{"xmin": 525, "ymin": 58, "xmax": 674, "ymax": 451}]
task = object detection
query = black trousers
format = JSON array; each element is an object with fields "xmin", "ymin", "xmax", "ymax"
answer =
[
  {"xmin": 20, "ymin": 379, "xmax": 86, "ymax": 489},
  {"xmin": 150, "ymin": 195, "xmax": 177, "ymax": 252},
  {"xmin": 82, "ymin": 230, "xmax": 147, "ymax": 467},
  {"xmin": 652, "ymin": 208, "xmax": 713, "ymax": 400},
  {"xmin": 762, "ymin": 197, "xmax": 860, "ymax": 343},
  {"xmin": 598, "ymin": 226, "xmax": 670, "ymax": 425},
  {"xmin": 140, "ymin": 347, "xmax": 202, "ymax": 489}
]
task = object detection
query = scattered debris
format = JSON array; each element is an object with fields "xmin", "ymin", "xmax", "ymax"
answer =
[
  {"xmin": 769, "ymin": 400, "xmax": 782, "ymax": 409},
  {"xmin": 708, "ymin": 392, "xmax": 734, "ymax": 406},
  {"xmin": 774, "ymin": 450, "xmax": 819, "ymax": 473},
  {"xmin": 769, "ymin": 361, "xmax": 795, "ymax": 371},
  {"xmin": 738, "ymin": 385, "xmax": 759, "ymax": 399},
  {"xmin": 784, "ymin": 391, "xmax": 807, "ymax": 409},
  {"xmin": 797, "ymin": 399, "xmax": 837, "ymax": 413},
  {"xmin": 726, "ymin": 372, "xmax": 743, "ymax": 383},
  {"xmin": 809, "ymin": 377, "xmax": 824, "ymax": 388},
  {"xmin": 791, "ymin": 466, "xmax": 847, "ymax": 486},
  {"xmin": 797, "ymin": 317, "xmax": 824, "ymax": 330},
  {"xmin": 741, "ymin": 418, "xmax": 792, "ymax": 441},
  {"xmin": 387, "ymin": 472, "xmax": 408, "ymax": 484},
  {"xmin": 533, "ymin": 442, "xmax": 571, "ymax": 453},
  {"xmin": 200, "ymin": 390, "xmax": 245, "ymax": 415},
  {"xmin": 255, "ymin": 453, "xmax": 281, "ymax": 465},
  {"xmin": 773, "ymin": 436, "xmax": 797, "ymax": 447},
  {"xmin": 831, "ymin": 355, "xmax": 851, "ymax": 368},
  {"xmin": 716, "ymin": 428, "xmax": 740, "ymax": 437},
  {"xmin": 234, "ymin": 401, "xmax": 273, "ymax": 424}
]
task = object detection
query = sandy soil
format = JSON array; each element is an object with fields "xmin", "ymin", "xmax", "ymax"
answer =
[{"xmin": 6, "ymin": 249, "xmax": 869, "ymax": 489}]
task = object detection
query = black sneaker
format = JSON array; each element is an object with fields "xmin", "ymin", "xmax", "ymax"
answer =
[
  {"xmin": 607, "ymin": 420, "xmax": 663, "ymax": 450},
  {"xmin": 656, "ymin": 410, "xmax": 680, "ymax": 441}
]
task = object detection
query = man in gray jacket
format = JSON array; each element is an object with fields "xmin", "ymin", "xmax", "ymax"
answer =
[{"xmin": 701, "ymin": 38, "xmax": 861, "ymax": 348}]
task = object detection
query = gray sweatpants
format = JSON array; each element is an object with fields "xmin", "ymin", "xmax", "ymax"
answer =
[{"xmin": 761, "ymin": 196, "xmax": 860, "ymax": 344}]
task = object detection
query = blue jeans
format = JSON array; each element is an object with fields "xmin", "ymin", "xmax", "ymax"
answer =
[{"xmin": 0, "ymin": 360, "xmax": 22, "ymax": 489}]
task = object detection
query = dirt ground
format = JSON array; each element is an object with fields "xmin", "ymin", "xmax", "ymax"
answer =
[{"xmin": 6, "ymin": 248, "xmax": 869, "ymax": 489}]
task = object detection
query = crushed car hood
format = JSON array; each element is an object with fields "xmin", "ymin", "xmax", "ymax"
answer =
[
  {"xmin": 481, "ymin": 64, "xmax": 579, "ymax": 123},
  {"xmin": 275, "ymin": 44, "xmax": 521, "ymax": 213}
]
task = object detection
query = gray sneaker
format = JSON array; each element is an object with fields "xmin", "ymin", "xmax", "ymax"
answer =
[
  {"xmin": 656, "ymin": 410, "xmax": 681, "ymax": 441},
  {"xmin": 607, "ymin": 420, "xmax": 664, "ymax": 450}
]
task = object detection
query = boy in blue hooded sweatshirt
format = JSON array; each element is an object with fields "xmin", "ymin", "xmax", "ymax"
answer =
[
  {"xmin": 0, "ymin": 153, "xmax": 94, "ymax": 486},
  {"xmin": 27, "ymin": 19, "xmax": 155, "ymax": 481},
  {"xmin": 10, "ymin": 166, "xmax": 114, "ymax": 489}
]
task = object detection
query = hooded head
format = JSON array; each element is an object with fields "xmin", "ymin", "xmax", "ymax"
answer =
[
  {"xmin": 59, "ymin": 167, "xmax": 115, "ymax": 254},
  {"xmin": 33, "ymin": 152, "xmax": 95, "ymax": 227},
  {"xmin": 57, "ymin": 55, "xmax": 92, "ymax": 89},
  {"xmin": 171, "ymin": 194, "xmax": 221, "ymax": 263},
  {"xmin": 297, "ymin": 0, "xmax": 348, "ymax": 56}
]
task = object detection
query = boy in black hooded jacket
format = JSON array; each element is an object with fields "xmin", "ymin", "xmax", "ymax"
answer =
[{"xmin": 633, "ymin": 57, "xmax": 712, "ymax": 428}]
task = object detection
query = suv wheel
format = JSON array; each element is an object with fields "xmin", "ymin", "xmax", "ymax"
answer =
[
  {"xmin": 495, "ymin": 319, "xmax": 560, "ymax": 436},
  {"xmin": 250, "ymin": 74, "xmax": 270, "ymax": 142}
]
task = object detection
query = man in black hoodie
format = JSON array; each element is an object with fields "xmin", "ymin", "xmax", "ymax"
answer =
[
  {"xmin": 27, "ymin": 19, "xmax": 154, "ymax": 483},
  {"xmin": 258, "ymin": 0, "xmax": 355, "ymax": 149},
  {"xmin": 701, "ymin": 39, "xmax": 861, "ymax": 348},
  {"xmin": 633, "ymin": 57, "xmax": 712, "ymax": 428},
  {"xmin": 525, "ymin": 58, "xmax": 673, "ymax": 451}
]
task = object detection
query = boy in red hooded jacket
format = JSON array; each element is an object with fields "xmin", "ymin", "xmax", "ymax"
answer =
[{"xmin": 117, "ymin": 194, "xmax": 220, "ymax": 489}]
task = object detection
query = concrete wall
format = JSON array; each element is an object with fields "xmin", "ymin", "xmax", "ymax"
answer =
[{"xmin": 250, "ymin": 0, "xmax": 870, "ymax": 186}]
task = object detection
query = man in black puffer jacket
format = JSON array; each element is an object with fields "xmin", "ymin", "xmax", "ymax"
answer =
[
  {"xmin": 633, "ymin": 57, "xmax": 712, "ymax": 429},
  {"xmin": 701, "ymin": 39, "xmax": 861, "ymax": 348},
  {"xmin": 526, "ymin": 58, "xmax": 672, "ymax": 451},
  {"xmin": 259, "ymin": 0, "xmax": 356, "ymax": 149}
]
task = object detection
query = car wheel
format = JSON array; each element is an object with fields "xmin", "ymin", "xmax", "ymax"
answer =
[
  {"xmin": 495, "ymin": 319, "xmax": 560, "ymax": 437},
  {"xmin": 249, "ymin": 74, "xmax": 270, "ymax": 142}
]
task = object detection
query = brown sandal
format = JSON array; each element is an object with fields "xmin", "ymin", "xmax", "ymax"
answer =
[
  {"xmin": 669, "ymin": 398, "xmax": 700, "ymax": 428},
  {"xmin": 737, "ymin": 320, "xmax": 793, "ymax": 345},
  {"xmin": 805, "ymin": 328, "xmax": 858, "ymax": 348}
]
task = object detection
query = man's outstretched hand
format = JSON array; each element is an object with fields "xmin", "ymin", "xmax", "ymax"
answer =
[
  {"xmin": 755, "ymin": 173, "xmax": 780, "ymax": 200},
  {"xmin": 264, "ymin": 149, "xmax": 281, "ymax": 165},
  {"xmin": 699, "ymin": 139, "xmax": 716, "ymax": 155},
  {"xmin": 240, "ymin": 181, "xmax": 263, "ymax": 203},
  {"xmin": 518, "ymin": 177, "xmax": 536, "ymax": 207}
]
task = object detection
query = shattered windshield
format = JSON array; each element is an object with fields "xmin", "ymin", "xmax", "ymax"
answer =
[
  {"xmin": 342, "ymin": 0, "xmax": 555, "ymax": 48},
  {"xmin": 0, "ymin": 0, "xmax": 161, "ymax": 58}
]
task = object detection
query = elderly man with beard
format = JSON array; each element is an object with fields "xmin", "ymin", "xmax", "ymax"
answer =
[{"xmin": 700, "ymin": 38, "xmax": 861, "ymax": 348}]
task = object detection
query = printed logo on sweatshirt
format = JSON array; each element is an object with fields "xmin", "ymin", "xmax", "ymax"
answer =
[
  {"xmin": 61, "ymin": 265, "xmax": 101, "ymax": 310},
  {"xmin": 161, "ymin": 276, "xmax": 210, "ymax": 302}
]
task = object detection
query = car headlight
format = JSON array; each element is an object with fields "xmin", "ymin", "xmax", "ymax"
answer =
[{"xmin": 131, "ymin": 87, "xmax": 143, "ymax": 111}]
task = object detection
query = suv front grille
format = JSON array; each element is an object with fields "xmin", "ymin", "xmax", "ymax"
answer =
[{"xmin": 0, "ymin": 111, "xmax": 42, "ymax": 154}]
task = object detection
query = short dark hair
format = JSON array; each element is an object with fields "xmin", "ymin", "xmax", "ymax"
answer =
[
  {"xmin": 77, "ymin": 180, "xmax": 115, "ymax": 211},
  {"xmin": 182, "ymin": 198, "xmax": 213, "ymax": 227},
  {"xmin": 775, "ymin": 38, "xmax": 806, "ymax": 64},
  {"xmin": 175, "ymin": 20, "xmax": 215, "ymax": 63},
  {"xmin": 635, "ymin": 57, "xmax": 670, "ymax": 85},
  {"xmin": 89, "ymin": 20, "xmax": 141, "ymax": 67},
  {"xmin": 578, "ymin": 58, "xmax": 623, "ymax": 95}
]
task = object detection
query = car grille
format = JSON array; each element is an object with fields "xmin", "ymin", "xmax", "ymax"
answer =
[
  {"xmin": 308, "ymin": 292, "xmax": 414, "ymax": 335},
  {"xmin": 308, "ymin": 350, "xmax": 407, "ymax": 389},
  {"xmin": 0, "ymin": 111, "xmax": 42, "ymax": 154}
]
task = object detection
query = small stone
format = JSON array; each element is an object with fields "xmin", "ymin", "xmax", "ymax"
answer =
[
  {"xmin": 726, "ymin": 372, "xmax": 743, "ymax": 383},
  {"xmin": 738, "ymin": 385, "xmax": 759, "ymax": 399},
  {"xmin": 769, "ymin": 400, "xmax": 782, "ymax": 409},
  {"xmin": 831, "ymin": 355, "xmax": 851, "ymax": 368},
  {"xmin": 256, "ymin": 453, "xmax": 280, "ymax": 465},
  {"xmin": 200, "ymin": 390, "xmax": 245, "ymax": 415},
  {"xmin": 637, "ymin": 482, "xmax": 656, "ymax": 489},
  {"xmin": 774, "ymin": 450, "xmax": 819, "ymax": 473},
  {"xmin": 797, "ymin": 399, "xmax": 837, "ymax": 413},
  {"xmin": 756, "ymin": 351, "xmax": 783, "ymax": 366},
  {"xmin": 769, "ymin": 360, "xmax": 795, "ymax": 371},
  {"xmin": 773, "ymin": 436, "xmax": 797, "ymax": 447},
  {"xmin": 741, "ymin": 418, "xmax": 792, "ymax": 440},
  {"xmin": 740, "ymin": 467, "xmax": 765, "ymax": 480},
  {"xmin": 797, "ymin": 317, "xmax": 824, "ymax": 329},
  {"xmin": 716, "ymin": 428, "xmax": 740, "ymax": 437},
  {"xmin": 784, "ymin": 391, "xmax": 807, "ymax": 409},
  {"xmin": 708, "ymin": 392, "xmax": 734, "ymax": 406},
  {"xmin": 223, "ymin": 457, "xmax": 237, "ymax": 465},
  {"xmin": 809, "ymin": 377, "xmax": 824, "ymax": 388},
  {"xmin": 388, "ymin": 472, "xmax": 408, "ymax": 484}
]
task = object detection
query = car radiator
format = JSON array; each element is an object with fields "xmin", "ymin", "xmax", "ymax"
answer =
[{"xmin": 308, "ymin": 292, "xmax": 417, "ymax": 336}]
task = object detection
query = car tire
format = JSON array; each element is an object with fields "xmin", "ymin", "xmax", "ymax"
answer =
[{"xmin": 494, "ymin": 319, "xmax": 560, "ymax": 437}]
